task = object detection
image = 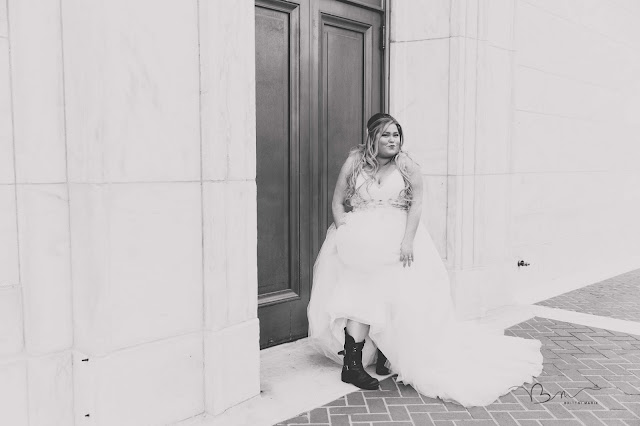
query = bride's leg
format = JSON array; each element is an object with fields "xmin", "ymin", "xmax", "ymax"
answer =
[{"xmin": 346, "ymin": 319, "xmax": 369, "ymax": 342}]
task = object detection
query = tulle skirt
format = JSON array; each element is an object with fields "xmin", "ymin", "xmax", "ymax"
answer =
[{"xmin": 307, "ymin": 206, "xmax": 543, "ymax": 407}]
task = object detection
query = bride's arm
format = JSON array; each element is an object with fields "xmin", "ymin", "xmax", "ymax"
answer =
[
  {"xmin": 400, "ymin": 157, "xmax": 423, "ymax": 266},
  {"xmin": 332, "ymin": 154, "xmax": 356, "ymax": 228}
]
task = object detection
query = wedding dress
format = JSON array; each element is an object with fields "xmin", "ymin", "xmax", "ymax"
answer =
[{"xmin": 307, "ymin": 167, "xmax": 543, "ymax": 407}]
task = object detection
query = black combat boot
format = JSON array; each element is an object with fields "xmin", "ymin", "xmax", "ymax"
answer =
[
  {"xmin": 338, "ymin": 328, "xmax": 379, "ymax": 390},
  {"xmin": 375, "ymin": 348, "xmax": 391, "ymax": 375}
]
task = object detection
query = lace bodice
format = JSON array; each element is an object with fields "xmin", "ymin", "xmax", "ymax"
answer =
[{"xmin": 349, "ymin": 168, "xmax": 409, "ymax": 211}]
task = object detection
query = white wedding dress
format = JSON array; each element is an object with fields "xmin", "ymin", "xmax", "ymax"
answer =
[{"xmin": 307, "ymin": 168, "xmax": 543, "ymax": 407}]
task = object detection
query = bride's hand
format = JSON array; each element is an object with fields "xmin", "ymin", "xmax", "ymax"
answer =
[{"xmin": 400, "ymin": 240, "xmax": 414, "ymax": 267}]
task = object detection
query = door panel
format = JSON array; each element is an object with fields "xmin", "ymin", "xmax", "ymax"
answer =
[
  {"xmin": 256, "ymin": 0, "xmax": 384, "ymax": 349},
  {"xmin": 256, "ymin": 0, "xmax": 307, "ymax": 349},
  {"xmin": 256, "ymin": 2, "xmax": 300, "ymax": 299}
]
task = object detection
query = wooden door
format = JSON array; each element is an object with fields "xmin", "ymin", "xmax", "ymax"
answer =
[{"xmin": 256, "ymin": 0, "xmax": 385, "ymax": 349}]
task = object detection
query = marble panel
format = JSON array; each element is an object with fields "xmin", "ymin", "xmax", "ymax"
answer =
[
  {"xmin": 512, "ymin": 111, "xmax": 618, "ymax": 173},
  {"xmin": 200, "ymin": 0, "xmax": 256, "ymax": 182},
  {"xmin": 8, "ymin": 0, "xmax": 66, "ymax": 183},
  {"xmin": 27, "ymin": 351, "xmax": 74, "ymax": 426},
  {"xmin": 511, "ymin": 202, "xmax": 622, "ymax": 248},
  {"xmin": 478, "ymin": 0, "xmax": 514, "ymax": 50},
  {"xmin": 203, "ymin": 180, "xmax": 257, "ymax": 331},
  {"xmin": 73, "ymin": 333, "xmax": 203, "ymax": 426},
  {"xmin": 446, "ymin": 36, "xmax": 479, "ymax": 176},
  {"xmin": 62, "ymin": 0, "xmax": 200, "ymax": 183},
  {"xmin": 17, "ymin": 184, "xmax": 72, "ymax": 354},
  {"xmin": 510, "ymin": 172, "xmax": 620, "ymax": 219},
  {"xmin": 0, "ymin": 185, "xmax": 19, "ymax": 287},
  {"xmin": 472, "ymin": 174, "xmax": 509, "ymax": 267},
  {"xmin": 0, "ymin": 0, "xmax": 7, "ymax": 37},
  {"xmin": 515, "ymin": 65, "xmax": 624, "ymax": 123},
  {"xmin": 0, "ymin": 286, "xmax": 23, "ymax": 356},
  {"xmin": 515, "ymin": 0, "xmax": 630, "ymax": 90},
  {"xmin": 450, "ymin": 0, "xmax": 479, "ymax": 39},
  {"xmin": 390, "ymin": 0, "xmax": 450, "ymax": 42},
  {"xmin": 70, "ymin": 182, "xmax": 202, "ymax": 355},
  {"xmin": 390, "ymin": 39, "xmax": 449, "ymax": 175},
  {"xmin": 475, "ymin": 44, "xmax": 512, "ymax": 175},
  {"xmin": 445, "ymin": 175, "xmax": 475, "ymax": 270},
  {"xmin": 422, "ymin": 175, "xmax": 447, "ymax": 259},
  {"xmin": 0, "ymin": 360, "xmax": 28, "ymax": 426},
  {"xmin": 524, "ymin": 0, "xmax": 639, "ymax": 48},
  {"xmin": 0, "ymin": 39, "xmax": 13, "ymax": 184},
  {"xmin": 205, "ymin": 319, "xmax": 260, "ymax": 415}
]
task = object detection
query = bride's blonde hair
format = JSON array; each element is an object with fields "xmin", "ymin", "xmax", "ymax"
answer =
[{"xmin": 345, "ymin": 113, "xmax": 416, "ymax": 208}]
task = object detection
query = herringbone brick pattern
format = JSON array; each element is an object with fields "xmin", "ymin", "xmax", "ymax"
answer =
[
  {"xmin": 535, "ymin": 269, "xmax": 640, "ymax": 322},
  {"xmin": 275, "ymin": 317, "xmax": 640, "ymax": 426}
]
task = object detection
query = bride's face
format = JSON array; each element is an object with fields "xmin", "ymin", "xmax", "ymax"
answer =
[{"xmin": 376, "ymin": 123, "xmax": 401, "ymax": 159}]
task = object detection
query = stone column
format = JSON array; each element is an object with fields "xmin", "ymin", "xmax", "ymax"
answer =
[
  {"xmin": 199, "ymin": 0, "xmax": 260, "ymax": 417},
  {"xmin": 390, "ymin": 0, "xmax": 516, "ymax": 319}
]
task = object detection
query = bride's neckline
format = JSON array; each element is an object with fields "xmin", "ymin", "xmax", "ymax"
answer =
[{"xmin": 361, "ymin": 166, "xmax": 400, "ymax": 188}]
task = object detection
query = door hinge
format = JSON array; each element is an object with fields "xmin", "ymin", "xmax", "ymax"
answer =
[{"xmin": 381, "ymin": 25, "xmax": 386, "ymax": 50}]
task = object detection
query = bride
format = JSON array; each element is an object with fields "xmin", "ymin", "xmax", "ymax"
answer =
[{"xmin": 307, "ymin": 113, "xmax": 543, "ymax": 407}]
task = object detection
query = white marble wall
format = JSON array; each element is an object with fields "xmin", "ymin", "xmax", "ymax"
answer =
[
  {"xmin": 510, "ymin": 0, "xmax": 640, "ymax": 303},
  {"xmin": 391, "ymin": 0, "xmax": 640, "ymax": 319},
  {"xmin": 0, "ymin": 0, "xmax": 259, "ymax": 424},
  {"xmin": 199, "ymin": 0, "xmax": 260, "ymax": 416},
  {"xmin": 0, "ymin": 0, "xmax": 74, "ymax": 424}
]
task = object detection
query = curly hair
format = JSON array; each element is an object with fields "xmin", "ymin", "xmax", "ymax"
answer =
[{"xmin": 344, "ymin": 113, "xmax": 417, "ymax": 208}]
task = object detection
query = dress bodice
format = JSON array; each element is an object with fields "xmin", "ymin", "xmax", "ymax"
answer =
[{"xmin": 349, "ymin": 168, "xmax": 409, "ymax": 211}]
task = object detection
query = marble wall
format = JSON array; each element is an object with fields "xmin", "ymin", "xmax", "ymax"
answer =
[
  {"xmin": 390, "ymin": 0, "xmax": 640, "ymax": 319},
  {"xmin": 0, "ymin": 0, "xmax": 259, "ymax": 424},
  {"xmin": 510, "ymin": 0, "xmax": 640, "ymax": 303}
]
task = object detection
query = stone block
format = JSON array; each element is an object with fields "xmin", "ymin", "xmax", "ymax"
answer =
[
  {"xmin": 17, "ymin": 184, "xmax": 72, "ymax": 354},
  {"xmin": 475, "ymin": 44, "xmax": 512, "ymax": 175},
  {"xmin": 0, "ymin": 0, "xmax": 7, "ymax": 37},
  {"xmin": 0, "ymin": 185, "xmax": 19, "ymax": 287},
  {"xmin": 472, "ymin": 174, "xmax": 509, "ymax": 267},
  {"xmin": 450, "ymin": 0, "xmax": 479, "ymax": 39},
  {"xmin": 478, "ymin": 0, "xmax": 514, "ymax": 50},
  {"xmin": 0, "ymin": 360, "xmax": 28, "ymax": 426},
  {"xmin": 9, "ymin": 0, "xmax": 66, "ymax": 183},
  {"xmin": 390, "ymin": 0, "xmax": 449, "ymax": 42},
  {"xmin": 70, "ymin": 182, "xmax": 202, "ymax": 355},
  {"xmin": 512, "ymin": 111, "xmax": 615, "ymax": 173},
  {"xmin": 73, "ymin": 333, "xmax": 203, "ymax": 426},
  {"xmin": 0, "ymin": 286, "xmax": 23, "ymax": 356},
  {"xmin": 515, "ymin": 65, "xmax": 623, "ymax": 122},
  {"xmin": 205, "ymin": 319, "xmax": 260, "ymax": 415},
  {"xmin": 27, "ymin": 351, "xmax": 74, "ymax": 426},
  {"xmin": 200, "ymin": 0, "xmax": 256, "ymax": 181},
  {"xmin": 203, "ymin": 180, "xmax": 257, "ymax": 331},
  {"xmin": 0, "ymin": 38, "xmax": 13, "ymax": 184},
  {"xmin": 62, "ymin": 0, "xmax": 200, "ymax": 183},
  {"xmin": 447, "ymin": 36, "xmax": 478, "ymax": 176},
  {"xmin": 516, "ymin": 0, "xmax": 629, "ymax": 90}
]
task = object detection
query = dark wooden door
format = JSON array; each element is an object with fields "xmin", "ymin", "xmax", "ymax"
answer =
[{"xmin": 256, "ymin": 0, "xmax": 385, "ymax": 349}]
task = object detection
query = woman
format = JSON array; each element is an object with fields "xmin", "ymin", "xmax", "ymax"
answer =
[{"xmin": 307, "ymin": 113, "xmax": 543, "ymax": 407}]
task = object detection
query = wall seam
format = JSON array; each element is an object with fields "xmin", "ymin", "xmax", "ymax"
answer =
[
  {"xmin": 471, "ymin": 0, "xmax": 480, "ymax": 268},
  {"xmin": 195, "ymin": 0, "xmax": 207, "ymax": 415},
  {"xmin": 57, "ymin": 0, "xmax": 77, "ymax": 420},
  {"xmin": 4, "ymin": 0, "xmax": 31, "ymax": 423}
]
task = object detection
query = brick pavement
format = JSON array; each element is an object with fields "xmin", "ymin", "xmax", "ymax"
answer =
[
  {"xmin": 535, "ymin": 269, "xmax": 640, "ymax": 323},
  {"xmin": 275, "ymin": 317, "xmax": 640, "ymax": 426}
]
